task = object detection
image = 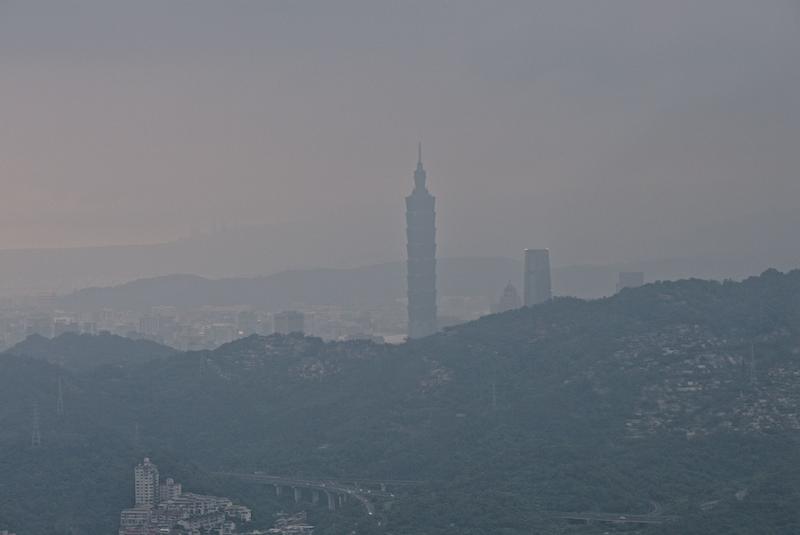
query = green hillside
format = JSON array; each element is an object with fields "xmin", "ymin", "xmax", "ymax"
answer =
[
  {"xmin": 3, "ymin": 270, "xmax": 800, "ymax": 534},
  {"xmin": 6, "ymin": 332, "xmax": 176, "ymax": 372}
]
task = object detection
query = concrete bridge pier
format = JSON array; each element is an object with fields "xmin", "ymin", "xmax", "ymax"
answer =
[
  {"xmin": 293, "ymin": 487, "xmax": 302, "ymax": 503},
  {"xmin": 312, "ymin": 490, "xmax": 320, "ymax": 505},
  {"xmin": 275, "ymin": 485, "xmax": 283, "ymax": 497},
  {"xmin": 339, "ymin": 494, "xmax": 346, "ymax": 507},
  {"xmin": 380, "ymin": 483, "xmax": 387, "ymax": 493},
  {"xmin": 326, "ymin": 491, "xmax": 336, "ymax": 511}
]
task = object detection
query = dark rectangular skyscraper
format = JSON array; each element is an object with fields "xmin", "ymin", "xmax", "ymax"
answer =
[
  {"xmin": 523, "ymin": 249, "xmax": 552, "ymax": 306},
  {"xmin": 406, "ymin": 145, "xmax": 437, "ymax": 339},
  {"xmin": 617, "ymin": 271, "xmax": 645, "ymax": 292}
]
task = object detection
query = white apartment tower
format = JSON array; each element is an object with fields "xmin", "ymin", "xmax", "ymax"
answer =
[{"xmin": 134, "ymin": 457, "xmax": 160, "ymax": 507}]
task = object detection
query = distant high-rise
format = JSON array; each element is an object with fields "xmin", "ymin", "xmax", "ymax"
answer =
[
  {"xmin": 523, "ymin": 249, "xmax": 552, "ymax": 306},
  {"xmin": 493, "ymin": 282, "xmax": 522, "ymax": 313},
  {"xmin": 134, "ymin": 457, "xmax": 160, "ymax": 507},
  {"xmin": 406, "ymin": 144, "xmax": 437, "ymax": 339},
  {"xmin": 54, "ymin": 318, "xmax": 80, "ymax": 337},
  {"xmin": 617, "ymin": 271, "xmax": 645, "ymax": 292},
  {"xmin": 138, "ymin": 315, "xmax": 161, "ymax": 338},
  {"xmin": 273, "ymin": 311, "xmax": 305, "ymax": 335}
]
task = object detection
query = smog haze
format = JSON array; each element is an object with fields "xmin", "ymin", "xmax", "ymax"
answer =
[{"xmin": 1, "ymin": 0, "xmax": 799, "ymax": 273}]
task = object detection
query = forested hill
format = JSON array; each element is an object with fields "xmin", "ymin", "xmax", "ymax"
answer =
[
  {"xmin": 3, "ymin": 269, "xmax": 800, "ymax": 534},
  {"xmin": 5, "ymin": 332, "xmax": 177, "ymax": 372}
]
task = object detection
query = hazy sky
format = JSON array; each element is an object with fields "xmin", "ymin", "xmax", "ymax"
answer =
[{"xmin": 2, "ymin": 1, "xmax": 799, "ymax": 267}]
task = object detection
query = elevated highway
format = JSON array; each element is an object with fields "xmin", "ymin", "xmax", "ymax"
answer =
[{"xmin": 214, "ymin": 472, "xmax": 402, "ymax": 516}]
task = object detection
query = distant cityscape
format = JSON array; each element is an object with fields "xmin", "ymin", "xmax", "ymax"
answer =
[
  {"xmin": 1, "ymin": 3, "xmax": 795, "ymax": 534},
  {"xmin": 0, "ymin": 150, "xmax": 648, "ymax": 352},
  {"xmin": 0, "ymin": 298, "xmax": 444, "ymax": 352}
]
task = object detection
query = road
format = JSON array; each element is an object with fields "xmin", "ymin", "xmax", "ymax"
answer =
[
  {"xmin": 220, "ymin": 472, "xmax": 678, "ymax": 527},
  {"xmin": 551, "ymin": 512, "xmax": 678, "ymax": 525},
  {"xmin": 550, "ymin": 501, "xmax": 678, "ymax": 526}
]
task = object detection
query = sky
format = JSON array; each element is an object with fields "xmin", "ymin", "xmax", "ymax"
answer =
[{"xmin": 1, "ymin": 0, "xmax": 799, "ymax": 269}]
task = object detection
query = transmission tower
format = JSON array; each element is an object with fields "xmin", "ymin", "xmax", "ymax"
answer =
[
  {"xmin": 57, "ymin": 376, "xmax": 65, "ymax": 417},
  {"xmin": 490, "ymin": 352, "xmax": 499, "ymax": 411},
  {"xmin": 31, "ymin": 401, "xmax": 42, "ymax": 448}
]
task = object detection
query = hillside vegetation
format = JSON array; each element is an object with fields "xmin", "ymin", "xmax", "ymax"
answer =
[
  {"xmin": 6, "ymin": 332, "xmax": 176, "ymax": 372},
  {"xmin": 2, "ymin": 270, "xmax": 800, "ymax": 534}
]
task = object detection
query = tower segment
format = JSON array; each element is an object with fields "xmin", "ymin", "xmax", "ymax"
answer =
[{"xmin": 406, "ymin": 145, "xmax": 438, "ymax": 339}]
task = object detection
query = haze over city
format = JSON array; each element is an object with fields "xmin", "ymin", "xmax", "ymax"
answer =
[
  {"xmin": 2, "ymin": 1, "xmax": 799, "ymax": 287},
  {"xmin": 2, "ymin": 2, "xmax": 800, "ymax": 535}
]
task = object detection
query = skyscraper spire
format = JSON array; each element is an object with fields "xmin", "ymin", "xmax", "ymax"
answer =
[{"xmin": 413, "ymin": 143, "xmax": 427, "ymax": 190}]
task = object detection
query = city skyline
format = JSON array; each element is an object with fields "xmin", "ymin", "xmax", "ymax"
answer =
[{"xmin": 2, "ymin": 3, "xmax": 800, "ymax": 535}]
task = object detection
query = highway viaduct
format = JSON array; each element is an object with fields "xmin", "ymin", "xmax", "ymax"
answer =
[{"xmin": 213, "ymin": 472, "xmax": 414, "ymax": 516}]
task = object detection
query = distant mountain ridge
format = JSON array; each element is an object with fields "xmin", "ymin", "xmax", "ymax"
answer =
[
  {"xmin": 58, "ymin": 257, "xmax": 523, "ymax": 311},
  {"xmin": 0, "ymin": 213, "xmax": 401, "ymax": 296},
  {"xmin": 2, "ymin": 204, "xmax": 800, "ymax": 297},
  {"xmin": 56, "ymin": 255, "xmax": 796, "ymax": 312}
]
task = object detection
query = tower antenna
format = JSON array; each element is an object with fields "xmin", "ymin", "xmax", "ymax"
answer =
[{"xmin": 418, "ymin": 142, "xmax": 422, "ymax": 165}]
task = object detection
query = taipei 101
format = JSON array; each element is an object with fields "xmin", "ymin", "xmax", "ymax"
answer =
[{"xmin": 1, "ymin": 2, "xmax": 799, "ymax": 534}]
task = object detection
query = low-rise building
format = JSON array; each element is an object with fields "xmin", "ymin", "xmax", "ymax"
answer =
[
  {"xmin": 119, "ymin": 507, "xmax": 155, "ymax": 535},
  {"xmin": 159, "ymin": 477, "xmax": 183, "ymax": 503}
]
